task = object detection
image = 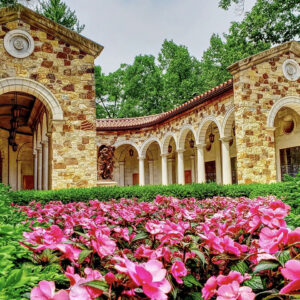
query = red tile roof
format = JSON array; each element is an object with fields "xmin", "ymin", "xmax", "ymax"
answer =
[{"xmin": 96, "ymin": 79, "xmax": 233, "ymax": 131}]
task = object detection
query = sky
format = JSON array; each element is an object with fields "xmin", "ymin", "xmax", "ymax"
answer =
[{"xmin": 63, "ymin": 0, "xmax": 256, "ymax": 74}]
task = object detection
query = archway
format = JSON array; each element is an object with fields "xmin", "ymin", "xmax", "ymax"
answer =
[
  {"xmin": 272, "ymin": 104, "xmax": 300, "ymax": 181},
  {"xmin": 197, "ymin": 117, "xmax": 222, "ymax": 184},
  {"xmin": 0, "ymin": 90, "xmax": 52, "ymax": 190},
  {"xmin": 113, "ymin": 141, "xmax": 139, "ymax": 186},
  {"xmin": 178, "ymin": 125, "xmax": 197, "ymax": 184}
]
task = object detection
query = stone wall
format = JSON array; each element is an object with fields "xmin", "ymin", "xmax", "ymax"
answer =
[
  {"xmin": 229, "ymin": 42, "xmax": 300, "ymax": 184},
  {"xmin": 0, "ymin": 18, "xmax": 98, "ymax": 189}
]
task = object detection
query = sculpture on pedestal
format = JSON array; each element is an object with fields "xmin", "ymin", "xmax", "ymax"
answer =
[{"xmin": 98, "ymin": 145, "xmax": 115, "ymax": 180}]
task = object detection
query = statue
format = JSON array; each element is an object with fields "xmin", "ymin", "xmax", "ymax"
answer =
[{"xmin": 98, "ymin": 145, "xmax": 115, "ymax": 180}]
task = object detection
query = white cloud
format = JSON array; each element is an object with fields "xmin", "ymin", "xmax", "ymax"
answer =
[{"xmin": 64, "ymin": 0, "xmax": 256, "ymax": 74}]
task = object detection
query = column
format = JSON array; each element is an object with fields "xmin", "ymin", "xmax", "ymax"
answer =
[
  {"xmin": 17, "ymin": 160, "xmax": 22, "ymax": 191},
  {"xmin": 196, "ymin": 144, "xmax": 206, "ymax": 183},
  {"xmin": 215, "ymin": 139, "xmax": 222, "ymax": 184},
  {"xmin": 37, "ymin": 147, "xmax": 42, "ymax": 190},
  {"xmin": 221, "ymin": 137, "xmax": 232, "ymax": 185},
  {"xmin": 167, "ymin": 158, "xmax": 174, "ymax": 185},
  {"xmin": 119, "ymin": 161, "xmax": 125, "ymax": 186},
  {"xmin": 33, "ymin": 151, "xmax": 37, "ymax": 190},
  {"xmin": 190, "ymin": 155, "xmax": 195, "ymax": 183},
  {"xmin": 139, "ymin": 156, "xmax": 145, "ymax": 186},
  {"xmin": 161, "ymin": 154, "xmax": 168, "ymax": 185},
  {"xmin": 148, "ymin": 160, "xmax": 154, "ymax": 185},
  {"xmin": 177, "ymin": 149, "xmax": 185, "ymax": 185},
  {"xmin": 42, "ymin": 139, "xmax": 49, "ymax": 190}
]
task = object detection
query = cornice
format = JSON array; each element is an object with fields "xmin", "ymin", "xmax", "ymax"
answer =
[
  {"xmin": 0, "ymin": 5, "xmax": 103, "ymax": 57},
  {"xmin": 228, "ymin": 41, "xmax": 300, "ymax": 76}
]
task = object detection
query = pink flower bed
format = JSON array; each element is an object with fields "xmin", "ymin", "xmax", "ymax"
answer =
[{"xmin": 17, "ymin": 196, "xmax": 300, "ymax": 299}]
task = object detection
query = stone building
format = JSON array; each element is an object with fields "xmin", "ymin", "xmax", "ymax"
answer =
[{"xmin": 0, "ymin": 6, "xmax": 299, "ymax": 190}]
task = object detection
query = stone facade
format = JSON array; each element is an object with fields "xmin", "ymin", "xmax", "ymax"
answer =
[{"xmin": 0, "ymin": 6, "xmax": 102, "ymax": 190}]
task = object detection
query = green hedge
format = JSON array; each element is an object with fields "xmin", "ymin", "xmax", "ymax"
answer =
[{"xmin": 6, "ymin": 176, "xmax": 300, "ymax": 227}]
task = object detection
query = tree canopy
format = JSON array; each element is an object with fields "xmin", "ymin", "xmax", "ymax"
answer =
[
  {"xmin": 97, "ymin": 0, "xmax": 299, "ymax": 119},
  {"xmin": 37, "ymin": 0, "xmax": 85, "ymax": 33}
]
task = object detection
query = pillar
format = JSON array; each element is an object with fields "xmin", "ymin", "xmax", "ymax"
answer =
[
  {"xmin": 161, "ymin": 154, "xmax": 168, "ymax": 185},
  {"xmin": 119, "ymin": 161, "xmax": 125, "ymax": 186},
  {"xmin": 190, "ymin": 155, "xmax": 195, "ymax": 183},
  {"xmin": 177, "ymin": 149, "xmax": 185, "ymax": 185},
  {"xmin": 17, "ymin": 160, "xmax": 22, "ymax": 191},
  {"xmin": 215, "ymin": 139, "xmax": 222, "ymax": 184},
  {"xmin": 149, "ymin": 160, "xmax": 154, "ymax": 185},
  {"xmin": 196, "ymin": 143, "xmax": 206, "ymax": 183},
  {"xmin": 167, "ymin": 158, "xmax": 174, "ymax": 185},
  {"xmin": 139, "ymin": 156, "xmax": 145, "ymax": 186},
  {"xmin": 37, "ymin": 147, "xmax": 42, "ymax": 190},
  {"xmin": 42, "ymin": 139, "xmax": 49, "ymax": 190},
  {"xmin": 33, "ymin": 151, "xmax": 37, "ymax": 190},
  {"xmin": 221, "ymin": 137, "xmax": 232, "ymax": 185}
]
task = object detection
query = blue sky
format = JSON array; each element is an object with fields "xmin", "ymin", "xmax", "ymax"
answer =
[{"xmin": 63, "ymin": 0, "xmax": 256, "ymax": 74}]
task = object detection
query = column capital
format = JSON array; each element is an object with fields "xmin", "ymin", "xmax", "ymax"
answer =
[
  {"xmin": 36, "ymin": 146, "xmax": 42, "ymax": 152},
  {"xmin": 177, "ymin": 149, "xmax": 185, "ymax": 154},
  {"xmin": 46, "ymin": 132, "xmax": 52, "ymax": 138},
  {"xmin": 138, "ymin": 156, "xmax": 145, "ymax": 160},
  {"xmin": 266, "ymin": 126, "xmax": 276, "ymax": 132},
  {"xmin": 119, "ymin": 161, "xmax": 125, "ymax": 166},
  {"xmin": 167, "ymin": 158, "xmax": 175, "ymax": 162},
  {"xmin": 41, "ymin": 139, "xmax": 49, "ymax": 146},
  {"xmin": 219, "ymin": 136, "xmax": 232, "ymax": 143},
  {"xmin": 196, "ymin": 143, "xmax": 205, "ymax": 149},
  {"xmin": 161, "ymin": 153, "xmax": 168, "ymax": 158},
  {"xmin": 190, "ymin": 155, "xmax": 195, "ymax": 159}
]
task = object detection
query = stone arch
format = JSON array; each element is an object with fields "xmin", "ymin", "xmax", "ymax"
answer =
[
  {"xmin": 221, "ymin": 105, "xmax": 235, "ymax": 138},
  {"xmin": 161, "ymin": 132, "xmax": 178, "ymax": 155},
  {"xmin": 113, "ymin": 140, "xmax": 139, "ymax": 153},
  {"xmin": 197, "ymin": 115, "xmax": 222, "ymax": 144},
  {"xmin": 267, "ymin": 96, "xmax": 300, "ymax": 128},
  {"xmin": 178, "ymin": 124, "xmax": 197, "ymax": 150},
  {"xmin": 0, "ymin": 77, "xmax": 63, "ymax": 120},
  {"xmin": 139, "ymin": 137, "xmax": 162, "ymax": 158}
]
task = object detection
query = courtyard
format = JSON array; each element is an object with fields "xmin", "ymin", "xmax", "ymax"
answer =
[{"xmin": 0, "ymin": 0, "xmax": 299, "ymax": 299}]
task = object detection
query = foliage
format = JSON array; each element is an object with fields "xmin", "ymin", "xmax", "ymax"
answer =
[
  {"xmin": 16, "ymin": 195, "xmax": 300, "ymax": 299},
  {"xmin": 9, "ymin": 178, "xmax": 300, "ymax": 228},
  {"xmin": 0, "ymin": 184, "xmax": 67, "ymax": 299},
  {"xmin": 36, "ymin": 0, "xmax": 85, "ymax": 33},
  {"xmin": 96, "ymin": 41, "xmax": 201, "ymax": 118},
  {"xmin": 0, "ymin": 0, "xmax": 32, "ymax": 7}
]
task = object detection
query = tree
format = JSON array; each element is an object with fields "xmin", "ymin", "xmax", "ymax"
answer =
[
  {"xmin": 219, "ymin": 0, "xmax": 300, "ymax": 44},
  {"xmin": 0, "ymin": 0, "xmax": 31, "ymax": 7},
  {"xmin": 37, "ymin": 0, "xmax": 85, "ymax": 33},
  {"xmin": 158, "ymin": 40, "xmax": 202, "ymax": 109}
]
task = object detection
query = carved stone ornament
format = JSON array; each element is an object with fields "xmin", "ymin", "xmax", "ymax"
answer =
[
  {"xmin": 282, "ymin": 59, "xmax": 300, "ymax": 82},
  {"xmin": 4, "ymin": 30, "xmax": 34, "ymax": 58},
  {"xmin": 98, "ymin": 145, "xmax": 115, "ymax": 180}
]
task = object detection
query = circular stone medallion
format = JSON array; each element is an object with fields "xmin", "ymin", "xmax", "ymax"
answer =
[
  {"xmin": 4, "ymin": 29, "xmax": 34, "ymax": 58},
  {"xmin": 282, "ymin": 59, "xmax": 300, "ymax": 81}
]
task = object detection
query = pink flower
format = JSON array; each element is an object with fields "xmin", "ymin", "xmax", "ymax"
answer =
[
  {"xmin": 91, "ymin": 229, "xmax": 116, "ymax": 258},
  {"xmin": 145, "ymin": 220, "xmax": 163, "ymax": 235},
  {"xmin": 105, "ymin": 272, "xmax": 117, "ymax": 285},
  {"xmin": 287, "ymin": 228, "xmax": 300, "ymax": 247},
  {"xmin": 259, "ymin": 227, "xmax": 288, "ymax": 254},
  {"xmin": 171, "ymin": 261, "xmax": 187, "ymax": 284},
  {"xmin": 280, "ymin": 260, "xmax": 300, "ymax": 294},
  {"xmin": 31, "ymin": 281, "xmax": 69, "ymax": 300},
  {"xmin": 202, "ymin": 276, "xmax": 218, "ymax": 300},
  {"xmin": 217, "ymin": 271, "xmax": 245, "ymax": 285},
  {"xmin": 217, "ymin": 281, "xmax": 255, "ymax": 300},
  {"xmin": 115, "ymin": 257, "xmax": 171, "ymax": 299}
]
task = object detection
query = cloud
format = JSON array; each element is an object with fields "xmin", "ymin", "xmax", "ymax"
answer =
[{"xmin": 64, "ymin": 0, "xmax": 255, "ymax": 74}]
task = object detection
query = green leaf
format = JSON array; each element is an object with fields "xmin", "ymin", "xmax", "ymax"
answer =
[
  {"xmin": 277, "ymin": 250, "xmax": 291, "ymax": 267},
  {"xmin": 5, "ymin": 269, "xmax": 24, "ymax": 287},
  {"xmin": 253, "ymin": 261, "xmax": 279, "ymax": 274},
  {"xmin": 230, "ymin": 261, "xmax": 249, "ymax": 275},
  {"xmin": 82, "ymin": 280, "xmax": 108, "ymax": 292},
  {"xmin": 243, "ymin": 276, "xmax": 264, "ymax": 290},
  {"xmin": 78, "ymin": 250, "xmax": 92, "ymax": 264},
  {"xmin": 188, "ymin": 292, "xmax": 204, "ymax": 300},
  {"xmin": 183, "ymin": 274, "xmax": 202, "ymax": 288},
  {"xmin": 191, "ymin": 248, "xmax": 206, "ymax": 266},
  {"xmin": 131, "ymin": 232, "xmax": 148, "ymax": 243}
]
